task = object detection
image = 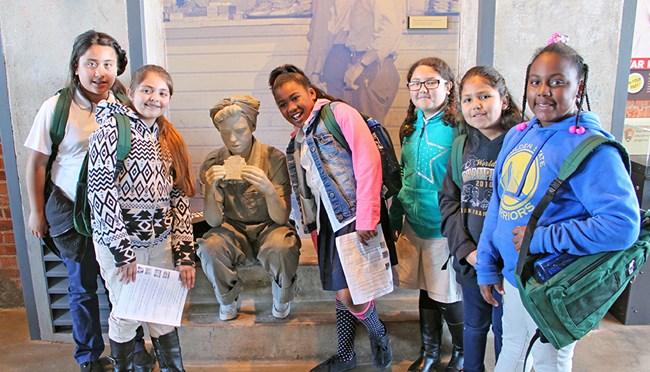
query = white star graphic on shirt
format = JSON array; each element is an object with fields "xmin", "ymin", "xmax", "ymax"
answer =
[{"xmin": 416, "ymin": 130, "xmax": 449, "ymax": 185}]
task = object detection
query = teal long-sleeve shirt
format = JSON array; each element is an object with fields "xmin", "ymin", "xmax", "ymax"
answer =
[{"xmin": 389, "ymin": 109, "xmax": 454, "ymax": 238}]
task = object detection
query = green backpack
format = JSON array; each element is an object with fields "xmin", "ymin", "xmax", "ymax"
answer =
[
  {"xmin": 515, "ymin": 135, "xmax": 650, "ymax": 352},
  {"xmin": 319, "ymin": 103, "xmax": 402, "ymax": 199},
  {"xmin": 450, "ymin": 133, "xmax": 467, "ymax": 188},
  {"xmin": 49, "ymin": 87, "xmax": 132, "ymax": 237}
]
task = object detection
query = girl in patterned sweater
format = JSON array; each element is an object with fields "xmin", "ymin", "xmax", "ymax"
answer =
[{"xmin": 87, "ymin": 65, "xmax": 195, "ymax": 371}]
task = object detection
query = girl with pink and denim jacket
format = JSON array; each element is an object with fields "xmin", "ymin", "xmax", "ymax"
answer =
[{"xmin": 270, "ymin": 64, "xmax": 394, "ymax": 371}]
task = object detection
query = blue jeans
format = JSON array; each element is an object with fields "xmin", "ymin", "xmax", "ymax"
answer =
[
  {"xmin": 60, "ymin": 235, "xmax": 104, "ymax": 364},
  {"xmin": 462, "ymin": 282, "xmax": 503, "ymax": 372}
]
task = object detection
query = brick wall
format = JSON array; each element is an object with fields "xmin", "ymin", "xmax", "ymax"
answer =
[{"xmin": 0, "ymin": 139, "xmax": 23, "ymax": 307}]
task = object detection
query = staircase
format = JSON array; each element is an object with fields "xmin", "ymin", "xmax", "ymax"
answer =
[{"xmin": 178, "ymin": 238, "xmax": 438, "ymax": 370}]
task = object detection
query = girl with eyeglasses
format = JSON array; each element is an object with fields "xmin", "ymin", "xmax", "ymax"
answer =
[{"xmin": 389, "ymin": 57, "xmax": 464, "ymax": 372}]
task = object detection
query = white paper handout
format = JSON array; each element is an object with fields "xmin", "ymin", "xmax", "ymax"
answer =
[
  {"xmin": 335, "ymin": 225, "xmax": 393, "ymax": 305},
  {"xmin": 114, "ymin": 264, "xmax": 189, "ymax": 327}
]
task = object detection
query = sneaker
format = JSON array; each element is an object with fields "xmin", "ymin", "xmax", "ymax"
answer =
[
  {"xmin": 310, "ymin": 354, "xmax": 357, "ymax": 372},
  {"xmin": 370, "ymin": 333, "xmax": 393, "ymax": 369},
  {"xmin": 272, "ymin": 298, "xmax": 291, "ymax": 319},
  {"xmin": 219, "ymin": 299, "xmax": 239, "ymax": 321}
]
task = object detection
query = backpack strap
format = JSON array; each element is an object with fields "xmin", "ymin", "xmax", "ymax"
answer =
[
  {"xmin": 523, "ymin": 329, "xmax": 546, "ymax": 372},
  {"xmin": 115, "ymin": 92, "xmax": 130, "ymax": 105},
  {"xmin": 50, "ymin": 88, "xmax": 72, "ymax": 147},
  {"xmin": 48, "ymin": 88, "xmax": 129, "ymax": 179},
  {"xmin": 451, "ymin": 134, "xmax": 467, "ymax": 189},
  {"xmin": 516, "ymin": 135, "xmax": 631, "ymax": 276},
  {"xmin": 558, "ymin": 135, "xmax": 630, "ymax": 178},
  {"xmin": 113, "ymin": 113, "xmax": 132, "ymax": 180},
  {"xmin": 73, "ymin": 111, "xmax": 132, "ymax": 237},
  {"xmin": 46, "ymin": 88, "xmax": 73, "ymax": 180},
  {"xmin": 319, "ymin": 103, "xmax": 351, "ymax": 153}
]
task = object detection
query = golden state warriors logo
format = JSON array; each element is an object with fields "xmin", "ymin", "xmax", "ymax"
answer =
[{"xmin": 498, "ymin": 144, "xmax": 544, "ymax": 221}]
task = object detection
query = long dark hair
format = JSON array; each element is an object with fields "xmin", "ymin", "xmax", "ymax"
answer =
[
  {"xmin": 400, "ymin": 57, "xmax": 458, "ymax": 140},
  {"xmin": 522, "ymin": 41, "xmax": 590, "ymax": 126},
  {"xmin": 67, "ymin": 30, "xmax": 128, "ymax": 100},
  {"xmin": 129, "ymin": 65, "xmax": 195, "ymax": 197},
  {"xmin": 458, "ymin": 66, "xmax": 523, "ymax": 142}
]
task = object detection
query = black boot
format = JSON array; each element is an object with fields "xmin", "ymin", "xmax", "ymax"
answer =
[
  {"xmin": 109, "ymin": 338, "xmax": 135, "ymax": 372},
  {"xmin": 408, "ymin": 307, "xmax": 442, "ymax": 372},
  {"xmin": 134, "ymin": 326, "xmax": 155, "ymax": 372},
  {"xmin": 445, "ymin": 322, "xmax": 464, "ymax": 371},
  {"xmin": 152, "ymin": 329, "xmax": 185, "ymax": 372},
  {"xmin": 133, "ymin": 348, "xmax": 154, "ymax": 372}
]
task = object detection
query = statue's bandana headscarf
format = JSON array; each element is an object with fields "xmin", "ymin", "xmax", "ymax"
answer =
[{"xmin": 209, "ymin": 95, "xmax": 260, "ymax": 131}]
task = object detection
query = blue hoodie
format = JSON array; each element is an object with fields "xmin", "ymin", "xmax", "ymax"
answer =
[{"xmin": 476, "ymin": 112, "xmax": 640, "ymax": 287}]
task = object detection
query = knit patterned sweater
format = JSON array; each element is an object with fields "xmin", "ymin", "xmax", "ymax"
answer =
[{"xmin": 87, "ymin": 101, "xmax": 195, "ymax": 267}]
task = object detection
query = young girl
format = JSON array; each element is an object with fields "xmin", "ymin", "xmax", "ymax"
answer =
[
  {"xmin": 23, "ymin": 30, "xmax": 138, "ymax": 371},
  {"xmin": 388, "ymin": 57, "xmax": 464, "ymax": 372},
  {"xmin": 476, "ymin": 37, "xmax": 640, "ymax": 372},
  {"xmin": 87, "ymin": 65, "xmax": 196, "ymax": 371},
  {"xmin": 439, "ymin": 66, "xmax": 523, "ymax": 372},
  {"xmin": 269, "ymin": 64, "xmax": 393, "ymax": 371}
]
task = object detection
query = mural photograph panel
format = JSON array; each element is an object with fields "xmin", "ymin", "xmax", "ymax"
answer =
[{"xmin": 162, "ymin": 0, "xmax": 461, "ymax": 186}]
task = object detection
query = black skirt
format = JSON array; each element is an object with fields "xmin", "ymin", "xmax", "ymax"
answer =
[{"xmin": 317, "ymin": 206, "xmax": 354, "ymax": 291}]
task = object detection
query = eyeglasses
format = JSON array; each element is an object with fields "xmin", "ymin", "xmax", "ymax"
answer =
[{"xmin": 406, "ymin": 79, "xmax": 445, "ymax": 91}]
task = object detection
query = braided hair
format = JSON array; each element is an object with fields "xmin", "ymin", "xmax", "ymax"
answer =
[
  {"xmin": 521, "ymin": 42, "xmax": 590, "ymax": 127},
  {"xmin": 400, "ymin": 57, "xmax": 458, "ymax": 141}
]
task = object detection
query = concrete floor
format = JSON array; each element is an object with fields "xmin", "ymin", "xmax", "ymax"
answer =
[{"xmin": 1, "ymin": 308, "xmax": 649, "ymax": 371}]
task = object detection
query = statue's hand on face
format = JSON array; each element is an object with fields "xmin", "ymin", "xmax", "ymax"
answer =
[{"xmin": 241, "ymin": 165, "xmax": 274, "ymax": 196}]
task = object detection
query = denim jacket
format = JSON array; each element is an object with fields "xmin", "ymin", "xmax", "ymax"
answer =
[{"xmin": 287, "ymin": 102, "xmax": 358, "ymax": 233}]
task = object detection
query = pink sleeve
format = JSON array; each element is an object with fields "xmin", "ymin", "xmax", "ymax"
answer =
[{"xmin": 332, "ymin": 103, "xmax": 382, "ymax": 230}]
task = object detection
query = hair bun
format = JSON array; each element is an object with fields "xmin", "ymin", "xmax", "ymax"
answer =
[{"xmin": 268, "ymin": 64, "xmax": 307, "ymax": 87}]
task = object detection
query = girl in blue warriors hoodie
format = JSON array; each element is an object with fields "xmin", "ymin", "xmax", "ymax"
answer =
[{"xmin": 476, "ymin": 35, "xmax": 640, "ymax": 372}]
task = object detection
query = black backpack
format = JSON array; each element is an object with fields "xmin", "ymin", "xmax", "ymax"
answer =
[
  {"xmin": 48, "ymin": 87, "xmax": 132, "ymax": 237},
  {"xmin": 319, "ymin": 102, "xmax": 402, "ymax": 199}
]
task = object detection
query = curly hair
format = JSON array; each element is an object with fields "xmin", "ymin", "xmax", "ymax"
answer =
[{"xmin": 400, "ymin": 57, "xmax": 458, "ymax": 141}]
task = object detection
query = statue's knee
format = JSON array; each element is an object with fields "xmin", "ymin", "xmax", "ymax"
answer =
[
  {"xmin": 267, "ymin": 228, "xmax": 300, "ymax": 252},
  {"xmin": 197, "ymin": 233, "xmax": 231, "ymax": 258}
]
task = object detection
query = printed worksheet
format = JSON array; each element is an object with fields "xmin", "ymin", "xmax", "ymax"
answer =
[
  {"xmin": 114, "ymin": 265, "xmax": 188, "ymax": 327},
  {"xmin": 335, "ymin": 225, "xmax": 393, "ymax": 304}
]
